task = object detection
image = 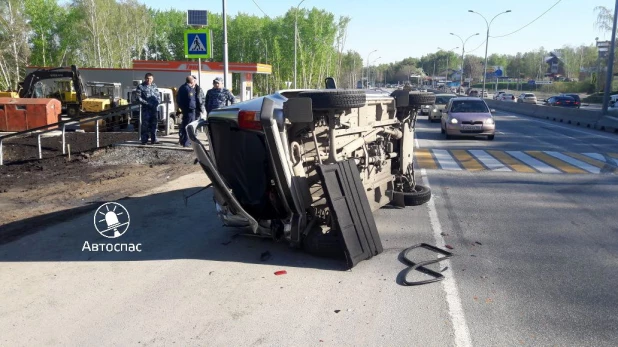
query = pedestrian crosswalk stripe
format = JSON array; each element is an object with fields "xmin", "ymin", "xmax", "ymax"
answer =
[
  {"xmin": 415, "ymin": 148, "xmax": 438, "ymax": 169},
  {"xmin": 583, "ymin": 153, "xmax": 618, "ymax": 167},
  {"xmin": 433, "ymin": 149, "xmax": 462, "ymax": 170},
  {"xmin": 486, "ymin": 150, "xmax": 537, "ymax": 173},
  {"xmin": 566, "ymin": 152, "xmax": 611, "ymax": 171},
  {"xmin": 414, "ymin": 149, "xmax": 618, "ymax": 175},
  {"xmin": 451, "ymin": 150, "xmax": 485, "ymax": 171},
  {"xmin": 508, "ymin": 151, "xmax": 561, "ymax": 174},
  {"xmin": 526, "ymin": 151, "xmax": 587, "ymax": 174},
  {"xmin": 543, "ymin": 151, "xmax": 599, "ymax": 173},
  {"xmin": 469, "ymin": 150, "xmax": 511, "ymax": 172}
]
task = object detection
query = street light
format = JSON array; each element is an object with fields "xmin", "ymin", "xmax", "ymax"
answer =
[
  {"xmin": 294, "ymin": 0, "xmax": 306, "ymax": 89},
  {"xmin": 438, "ymin": 46, "xmax": 459, "ymax": 88},
  {"xmin": 369, "ymin": 57, "xmax": 381, "ymax": 87},
  {"xmin": 366, "ymin": 49, "xmax": 377, "ymax": 89},
  {"xmin": 450, "ymin": 32, "xmax": 479, "ymax": 94},
  {"xmin": 469, "ymin": 9, "xmax": 511, "ymax": 97}
]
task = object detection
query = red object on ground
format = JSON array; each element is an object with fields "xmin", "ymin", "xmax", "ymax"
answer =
[
  {"xmin": 274, "ymin": 270, "xmax": 287, "ymax": 276},
  {"xmin": 445, "ymin": 245, "xmax": 454, "ymax": 250},
  {"xmin": 0, "ymin": 98, "xmax": 61, "ymax": 132}
]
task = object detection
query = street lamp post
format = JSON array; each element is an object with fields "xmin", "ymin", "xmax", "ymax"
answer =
[
  {"xmin": 602, "ymin": 0, "xmax": 618, "ymax": 115},
  {"xmin": 366, "ymin": 50, "xmax": 377, "ymax": 89},
  {"xmin": 450, "ymin": 33, "xmax": 479, "ymax": 94},
  {"xmin": 294, "ymin": 0, "xmax": 306, "ymax": 89},
  {"xmin": 469, "ymin": 9, "xmax": 511, "ymax": 98},
  {"xmin": 369, "ymin": 57, "xmax": 381, "ymax": 87}
]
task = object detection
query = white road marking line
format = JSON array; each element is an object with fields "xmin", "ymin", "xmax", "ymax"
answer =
[
  {"xmin": 543, "ymin": 151, "xmax": 600, "ymax": 173},
  {"xmin": 469, "ymin": 150, "xmax": 512, "ymax": 171},
  {"xmin": 506, "ymin": 151, "xmax": 561, "ymax": 174},
  {"xmin": 432, "ymin": 149, "xmax": 462, "ymax": 171},
  {"xmin": 497, "ymin": 111, "xmax": 618, "ymax": 141},
  {"xmin": 415, "ymin": 137, "xmax": 420, "ymax": 149},
  {"xmin": 421, "ymin": 168, "xmax": 472, "ymax": 347},
  {"xmin": 583, "ymin": 153, "xmax": 618, "ymax": 166}
]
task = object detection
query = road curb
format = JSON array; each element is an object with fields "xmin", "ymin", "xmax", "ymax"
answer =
[{"xmin": 485, "ymin": 99, "xmax": 618, "ymax": 134}]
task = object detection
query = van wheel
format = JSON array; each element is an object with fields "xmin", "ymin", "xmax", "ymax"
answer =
[
  {"xmin": 302, "ymin": 224, "xmax": 345, "ymax": 259},
  {"xmin": 298, "ymin": 90, "xmax": 366, "ymax": 109},
  {"xmin": 391, "ymin": 185, "xmax": 432, "ymax": 206},
  {"xmin": 409, "ymin": 92, "xmax": 436, "ymax": 107}
]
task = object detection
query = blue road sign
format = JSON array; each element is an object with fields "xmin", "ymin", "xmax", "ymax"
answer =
[{"xmin": 184, "ymin": 29, "xmax": 210, "ymax": 58}]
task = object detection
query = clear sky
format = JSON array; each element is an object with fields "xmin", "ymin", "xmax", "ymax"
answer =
[{"xmin": 140, "ymin": 0, "xmax": 612, "ymax": 63}]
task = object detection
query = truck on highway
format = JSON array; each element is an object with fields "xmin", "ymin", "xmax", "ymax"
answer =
[{"xmin": 187, "ymin": 78, "xmax": 435, "ymax": 267}]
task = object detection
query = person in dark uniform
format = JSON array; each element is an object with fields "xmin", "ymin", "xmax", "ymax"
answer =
[
  {"xmin": 193, "ymin": 76, "xmax": 206, "ymax": 120},
  {"xmin": 205, "ymin": 77, "xmax": 236, "ymax": 114},
  {"xmin": 135, "ymin": 73, "xmax": 161, "ymax": 145},
  {"xmin": 176, "ymin": 75, "xmax": 197, "ymax": 147}
]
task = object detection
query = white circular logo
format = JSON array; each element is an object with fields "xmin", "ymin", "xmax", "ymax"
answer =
[{"xmin": 93, "ymin": 202, "xmax": 130, "ymax": 238}]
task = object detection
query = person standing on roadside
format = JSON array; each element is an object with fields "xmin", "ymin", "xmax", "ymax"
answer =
[
  {"xmin": 205, "ymin": 77, "xmax": 236, "ymax": 114},
  {"xmin": 135, "ymin": 73, "xmax": 161, "ymax": 145},
  {"xmin": 193, "ymin": 76, "xmax": 207, "ymax": 120},
  {"xmin": 176, "ymin": 75, "xmax": 197, "ymax": 147}
]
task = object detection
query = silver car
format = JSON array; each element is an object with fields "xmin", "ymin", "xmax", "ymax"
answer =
[
  {"xmin": 441, "ymin": 97, "xmax": 496, "ymax": 140},
  {"xmin": 428, "ymin": 93, "xmax": 457, "ymax": 122},
  {"xmin": 517, "ymin": 93, "xmax": 537, "ymax": 104}
]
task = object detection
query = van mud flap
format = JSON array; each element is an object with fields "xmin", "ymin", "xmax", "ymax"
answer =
[{"xmin": 317, "ymin": 159, "xmax": 383, "ymax": 267}]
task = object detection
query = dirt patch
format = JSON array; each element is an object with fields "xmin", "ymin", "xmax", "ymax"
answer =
[
  {"xmin": 1, "ymin": 131, "xmax": 137, "ymax": 163},
  {"xmin": 0, "ymin": 145, "xmax": 201, "ymax": 228}
]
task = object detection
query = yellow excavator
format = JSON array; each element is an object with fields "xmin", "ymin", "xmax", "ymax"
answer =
[{"xmin": 18, "ymin": 65, "xmax": 86, "ymax": 117}]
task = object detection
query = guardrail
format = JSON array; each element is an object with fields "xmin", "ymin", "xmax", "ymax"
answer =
[
  {"xmin": 0, "ymin": 101, "xmax": 175, "ymax": 165},
  {"xmin": 485, "ymin": 100, "xmax": 618, "ymax": 132}
]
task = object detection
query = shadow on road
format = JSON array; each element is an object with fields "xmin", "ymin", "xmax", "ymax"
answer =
[{"xmin": 0, "ymin": 187, "xmax": 347, "ymax": 271}]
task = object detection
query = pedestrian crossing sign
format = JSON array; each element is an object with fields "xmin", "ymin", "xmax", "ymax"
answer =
[{"xmin": 184, "ymin": 29, "xmax": 211, "ymax": 58}]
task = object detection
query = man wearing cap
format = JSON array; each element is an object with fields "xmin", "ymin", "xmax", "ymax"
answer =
[
  {"xmin": 176, "ymin": 75, "xmax": 197, "ymax": 147},
  {"xmin": 205, "ymin": 77, "xmax": 236, "ymax": 114}
]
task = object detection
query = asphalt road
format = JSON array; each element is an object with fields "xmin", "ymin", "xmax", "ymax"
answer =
[
  {"xmin": 415, "ymin": 110, "xmax": 618, "ymax": 346},
  {"xmin": 1, "ymin": 109, "xmax": 618, "ymax": 346}
]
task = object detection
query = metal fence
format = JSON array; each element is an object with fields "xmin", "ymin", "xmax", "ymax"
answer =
[{"xmin": 0, "ymin": 102, "xmax": 172, "ymax": 165}]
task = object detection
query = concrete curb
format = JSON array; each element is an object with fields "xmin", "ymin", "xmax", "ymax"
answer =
[{"xmin": 485, "ymin": 100, "xmax": 617, "ymax": 133}]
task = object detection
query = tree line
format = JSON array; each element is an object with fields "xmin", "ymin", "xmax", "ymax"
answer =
[{"xmin": 0, "ymin": 1, "xmax": 611, "ymax": 94}]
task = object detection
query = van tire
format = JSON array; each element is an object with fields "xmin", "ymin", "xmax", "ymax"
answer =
[
  {"xmin": 409, "ymin": 92, "xmax": 436, "ymax": 106},
  {"xmin": 391, "ymin": 185, "xmax": 432, "ymax": 206},
  {"xmin": 299, "ymin": 90, "xmax": 366, "ymax": 109}
]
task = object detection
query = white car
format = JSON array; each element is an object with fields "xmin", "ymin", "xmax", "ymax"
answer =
[
  {"xmin": 498, "ymin": 93, "xmax": 516, "ymax": 102},
  {"xmin": 494, "ymin": 91, "xmax": 506, "ymax": 100},
  {"xmin": 517, "ymin": 93, "xmax": 537, "ymax": 104}
]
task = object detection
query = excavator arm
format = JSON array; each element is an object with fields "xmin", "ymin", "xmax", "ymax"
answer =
[{"xmin": 18, "ymin": 65, "xmax": 85, "ymax": 106}]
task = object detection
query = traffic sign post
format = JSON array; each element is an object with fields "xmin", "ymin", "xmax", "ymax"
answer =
[{"xmin": 184, "ymin": 29, "xmax": 211, "ymax": 59}]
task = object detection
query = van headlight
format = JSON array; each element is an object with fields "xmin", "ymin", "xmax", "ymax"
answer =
[
  {"xmin": 450, "ymin": 118, "xmax": 458, "ymax": 124},
  {"xmin": 485, "ymin": 118, "xmax": 494, "ymax": 124}
]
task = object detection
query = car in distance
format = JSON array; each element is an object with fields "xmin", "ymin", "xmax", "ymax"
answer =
[
  {"xmin": 517, "ymin": 93, "xmax": 537, "ymax": 104},
  {"xmin": 428, "ymin": 93, "xmax": 457, "ymax": 122},
  {"xmin": 441, "ymin": 97, "xmax": 496, "ymax": 140},
  {"xmin": 494, "ymin": 91, "xmax": 506, "ymax": 100},
  {"xmin": 498, "ymin": 93, "xmax": 516, "ymax": 102},
  {"xmin": 543, "ymin": 95, "xmax": 578, "ymax": 108},
  {"xmin": 560, "ymin": 93, "xmax": 581, "ymax": 108}
]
